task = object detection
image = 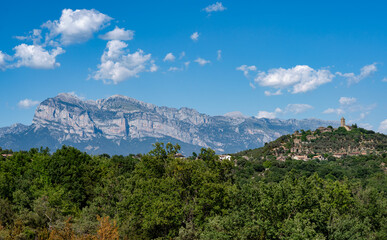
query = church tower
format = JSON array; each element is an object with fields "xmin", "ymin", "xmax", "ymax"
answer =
[{"xmin": 341, "ymin": 117, "xmax": 345, "ymax": 127}]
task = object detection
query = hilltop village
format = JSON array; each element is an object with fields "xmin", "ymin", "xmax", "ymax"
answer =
[{"xmin": 237, "ymin": 117, "xmax": 387, "ymax": 162}]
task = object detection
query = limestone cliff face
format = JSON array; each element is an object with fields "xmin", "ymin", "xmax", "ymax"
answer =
[
  {"xmin": 32, "ymin": 93, "xmax": 212, "ymax": 147},
  {"xmin": 1, "ymin": 93, "xmax": 338, "ymax": 154}
]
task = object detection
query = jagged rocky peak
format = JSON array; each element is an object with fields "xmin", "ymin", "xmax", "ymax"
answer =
[
  {"xmin": 97, "ymin": 94, "xmax": 155, "ymax": 112},
  {"xmin": 0, "ymin": 123, "xmax": 29, "ymax": 137},
  {"xmin": 54, "ymin": 93, "xmax": 87, "ymax": 105},
  {"xmin": 32, "ymin": 94, "xmax": 97, "ymax": 139}
]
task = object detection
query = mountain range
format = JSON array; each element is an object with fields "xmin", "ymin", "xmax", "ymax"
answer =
[{"xmin": 0, "ymin": 93, "xmax": 339, "ymax": 155}]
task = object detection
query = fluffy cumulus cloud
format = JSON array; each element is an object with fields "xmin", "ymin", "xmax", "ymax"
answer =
[
  {"xmin": 203, "ymin": 2, "xmax": 226, "ymax": 13},
  {"xmin": 257, "ymin": 108, "xmax": 283, "ymax": 119},
  {"xmin": 13, "ymin": 44, "xmax": 64, "ymax": 69},
  {"xmin": 236, "ymin": 65, "xmax": 257, "ymax": 77},
  {"xmin": 194, "ymin": 57, "xmax": 210, "ymax": 66},
  {"xmin": 253, "ymin": 65, "xmax": 334, "ymax": 94},
  {"xmin": 149, "ymin": 60, "xmax": 158, "ymax": 72},
  {"xmin": 0, "ymin": 51, "xmax": 12, "ymax": 70},
  {"xmin": 18, "ymin": 99, "xmax": 40, "ymax": 109},
  {"xmin": 15, "ymin": 29, "xmax": 43, "ymax": 45},
  {"xmin": 163, "ymin": 53, "xmax": 175, "ymax": 62},
  {"xmin": 256, "ymin": 104, "xmax": 313, "ymax": 119},
  {"xmin": 43, "ymin": 9, "xmax": 112, "ymax": 45},
  {"xmin": 99, "ymin": 26, "xmax": 134, "ymax": 41},
  {"xmin": 92, "ymin": 40, "xmax": 154, "ymax": 84},
  {"xmin": 377, "ymin": 119, "xmax": 387, "ymax": 134},
  {"xmin": 323, "ymin": 97, "xmax": 376, "ymax": 126},
  {"xmin": 264, "ymin": 89, "xmax": 282, "ymax": 96},
  {"xmin": 190, "ymin": 32, "xmax": 199, "ymax": 41},
  {"xmin": 257, "ymin": 110, "xmax": 279, "ymax": 119},
  {"xmin": 337, "ymin": 63, "xmax": 377, "ymax": 85},
  {"xmin": 323, "ymin": 97, "xmax": 359, "ymax": 115},
  {"xmin": 339, "ymin": 97, "xmax": 357, "ymax": 105}
]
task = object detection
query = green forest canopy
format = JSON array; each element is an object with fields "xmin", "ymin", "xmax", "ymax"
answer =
[{"xmin": 0, "ymin": 142, "xmax": 386, "ymax": 239}]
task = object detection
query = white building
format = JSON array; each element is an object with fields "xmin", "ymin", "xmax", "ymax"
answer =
[{"xmin": 219, "ymin": 155, "xmax": 232, "ymax": 161}]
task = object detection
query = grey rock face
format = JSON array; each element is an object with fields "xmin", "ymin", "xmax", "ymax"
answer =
[
  {"xmin": 0, "ymin": 123, "xmax": 29, "ymax": 137},
  {"xmin": 0, "ymin": 93, "xmax": 338, "ymax": 155}
]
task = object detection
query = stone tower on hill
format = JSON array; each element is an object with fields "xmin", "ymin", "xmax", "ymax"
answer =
[
  {"xmin": 340, "ymin": 117, "xmax": 352, "ymax": 131},
  {"xmin": 341, "ymin": 117, "xmax": 346, "ymax": 127}
]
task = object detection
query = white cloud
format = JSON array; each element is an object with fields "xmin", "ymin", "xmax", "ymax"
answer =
[
  {"xmin": 203, "ymin": 2, "xmax": 226, "ymax": 13},
  {"xmin": 0, "ymin": 52, "xmax": 5, "ymax": 68},
  {"xmin": 149, "ymin": 60, "xmax": 158, "ymax": 72},
  {"xmin": 253, "ymin": 65, "xmax": 334, "ymax": 94},
  {"xmin": 382, "ymin": 77, "xmax": 387, "ymax": 82},
  {"xmin": 378, "ymin": 119, "xmax": 387, "ymax": 134},
  {"xmin": 339, "ymin": 97, "xmax": 357, "ymax": 105},
  {"xmin": 256, "ymin": 104, "xmax": 312, "ymax": 119},
  {"xmin": 194, "ymin": 57, "xmax": 210, "ymax": 66},
  {"xmin": 43, "ymin": 9, "xmax": 112, "ymax": 45},
  {"xmin": 236, "ymin": 65, "xmax": 257, "ymax": 77},
  {"xmin": 184, "ymin": 61, "xmax": 190, "ymax": 68},
  {"xmin": 99, "ymin": 26, "xmax": 134, "ymax": 41},
  {"xmin": 359, "ymin": 123, "xmax": 373, "ymax": 130},
  {"xmin": 264, "ymin": 89, "xmax": 282, "ymax": 96},
  {"xmin": 18, "ymin": 99, "xmax": 40, "ymax": 109},
  {"xmin": 168, "ymin": 67, "xmax": 182, "ymax": 72},
  {"xmin": 190, "ymin": 32, "xmax": 199, "ymax": 41},
  {"xmin": 249, "ymin": 82, "xmax": 256, "ymax": 89},
  {"xmin": 257, "ymin": 110, "xmax": 278, "ymax": 119},
  {"xmin": 217, "ymin": 50, "xmax": 222, "ymax": 61},
  {"xmin": 13, "ymin": 44, "xmax": 64, "ymax": 69},
  {"xmin": 323, "ymin": 108, "xmax": 344, "ymax": 115},
  {"xmin": 0, "ymin": 51, "xmax": 12, "ymax": 70},
  {"xmin": 285, "ymin": 104, "xmax": 313, "ymax": 114},
  {"xmin": 337, "ymin": 63, "xmax": 377, "ymax": 85},
  {"xmin": 323, "ymin": 97, "xmax": 376, "ymax": 118},
  {"xmin": 92, "ymin": 40, "xmax": 153, "ymax": 84},
  {"xmin": 15, "ymin": 29, "xmax": 42, "ymax": 45},
  {"xmin": 179, "ymin": 51, "xmax": 186, "ymax": 59},
  {"xmin": 361, "ymin": 63, "xmax": 377, "ymax": 76},
  {"xmin": 163, "ymin": 53, "xmax": 175, "ymax": 62}
]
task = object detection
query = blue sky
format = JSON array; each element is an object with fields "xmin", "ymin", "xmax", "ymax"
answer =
[{"xmin": 1, "ymin": 0, "xmax": 386, "ymax": 133}]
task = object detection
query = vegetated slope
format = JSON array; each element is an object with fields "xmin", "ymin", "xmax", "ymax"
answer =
[{"xmin": 235, "ymin": 125, "xmax": 387, "ymax": 160}]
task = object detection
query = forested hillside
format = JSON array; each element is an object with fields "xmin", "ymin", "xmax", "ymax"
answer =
[
  {"xmin": 0, "ymin": 142, "xmax": 386, "ymax": 239},
  {"xmin": 235, "ymin": 126, "xmax": 387, "ymax": 161}
]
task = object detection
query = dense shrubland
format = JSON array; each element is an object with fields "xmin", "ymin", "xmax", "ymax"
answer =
[{"xmin": 0, "ymin": 142, "xmax": 386, "ymax": 239}]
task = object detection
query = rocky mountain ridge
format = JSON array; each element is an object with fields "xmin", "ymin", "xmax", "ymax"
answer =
[{"xmin": 0, "ymin": 93, "xmax": 339, "ymax": 154}]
